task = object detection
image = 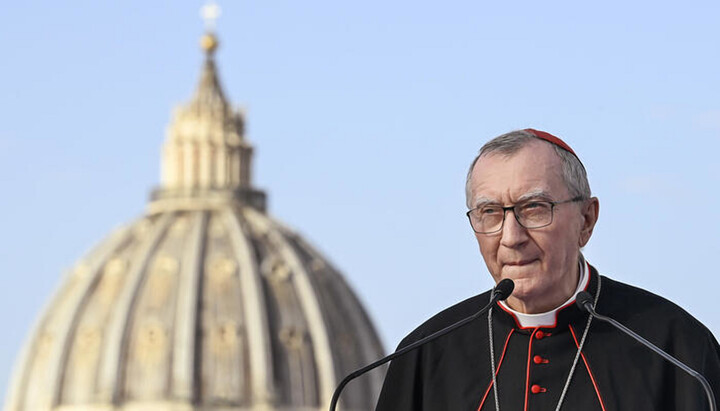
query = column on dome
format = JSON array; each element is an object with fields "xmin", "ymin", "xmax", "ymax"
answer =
[
  {"xmin": 216, "ymin": 145, "xmax": 228, "ymax": 187},
  {"xmin": 162, "ymin": 113, "xmax": 254, "ymax": 191},
  {"xmin": 198, "ymin": 141, "xmax": 211, "ymax": 188}
]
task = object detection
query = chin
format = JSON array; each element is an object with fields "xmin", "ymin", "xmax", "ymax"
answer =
[
  {"xmin": 499, "ymin": 266, "xmax": 538, "ymax": 282},
  {"xmin": 504, "ymin": 278, "xmax": 539, "ymax": 301}
]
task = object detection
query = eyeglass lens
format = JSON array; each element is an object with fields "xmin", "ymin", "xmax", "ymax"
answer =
[{"xmin": 470, "ymin": 202, "xmax": 554, "ymax": 233}]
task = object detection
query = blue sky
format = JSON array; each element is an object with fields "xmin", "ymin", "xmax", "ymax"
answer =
[{"xmin": 1, "ymin": 0, "xmax": 719, "ymax": 402}]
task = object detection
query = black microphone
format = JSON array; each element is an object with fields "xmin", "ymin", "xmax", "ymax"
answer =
[
  {"xmin": 576, "ymin": 291, "xmax": 717, "ymax": 411},
  {"xmin": 328, "ymin": 279, "xmax": 514, "ymax": 411}
]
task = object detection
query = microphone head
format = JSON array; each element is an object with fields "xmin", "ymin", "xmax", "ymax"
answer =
[
  {"xmin": 575, "ymin": 291, "xmax": 594, "ymax": 312},
  {"xmin": 493, "ymin": 279, "xmax": 514, "ymax": 301}
]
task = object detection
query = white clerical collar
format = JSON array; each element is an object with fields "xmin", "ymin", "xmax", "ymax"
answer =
[{"xmin": 499, "ymin": 257, "xmax": 589, "ymax": 328}]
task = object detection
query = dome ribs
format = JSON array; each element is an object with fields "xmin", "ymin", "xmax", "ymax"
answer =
[
  {"xmin": 5, "ymin": 225, "xmax": 136, "ymax": 411},
  {"xmin": 224, "ymin": 208, "xmax": 275, "ymax": 406},
  {"xmin": 59, "ymin": 219, "xmax": 156, "ymax": 404},
  {"xmin": 246, "ymin": 207, "xmax": 337, "ymax": 408},
  {"xmin": 199, "ymin": 211, "xmax": 249, "ymax": 404},
  {"xmin": 8, "ymin": 203, "xmax": 386, "ymax": 410},
  {"xmin": 291, "ymin": 236, "xmax": 387, "ymax": 408},
  {"xmin": 170, "ymin": 211, "xmax": 207, "ymax": 402},
  {"xmin": 123, "ymin": 213, "xmax": 196, "ymax": 401},
  {"xmin": 97, "ymin": 213, "xmax": 175, "ymax": 404}
]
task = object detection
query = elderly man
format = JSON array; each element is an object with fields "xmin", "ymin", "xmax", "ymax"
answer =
[{"xmin": 376, "ymin": 129, "xmax": 720, "ymax": 410}]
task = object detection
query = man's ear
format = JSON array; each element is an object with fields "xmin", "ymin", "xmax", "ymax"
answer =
[{"xmin": 579, "ymin": 197, "xmax": 599, "ymax": 247}]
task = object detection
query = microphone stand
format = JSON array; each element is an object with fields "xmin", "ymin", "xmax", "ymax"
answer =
[
  {"xmin": 328, "ymin": 280, "xmax": 514, "ymax": 411},
  {"xmin": 577, "ymin": 292, "xmax": 717, "ymax": 411}
]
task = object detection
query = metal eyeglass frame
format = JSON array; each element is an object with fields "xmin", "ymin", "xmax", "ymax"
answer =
[{"xmin": 466, "ymin": 196, "xmax": 586, "ymax": 234}]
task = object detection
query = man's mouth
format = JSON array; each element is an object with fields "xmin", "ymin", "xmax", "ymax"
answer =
[{"xmin": 504, "ymin": 259, "xmax": 537, "ymax": 266}]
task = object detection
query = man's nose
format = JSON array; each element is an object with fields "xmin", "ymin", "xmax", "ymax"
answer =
[{"xmin": 500, "ymin": 209, "xmax": 529, "ymax": 248}]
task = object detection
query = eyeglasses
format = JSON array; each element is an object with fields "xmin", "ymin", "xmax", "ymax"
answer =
[{"xmin": 466, "ymin": 196, "xmax": 586, "ymax": 234}]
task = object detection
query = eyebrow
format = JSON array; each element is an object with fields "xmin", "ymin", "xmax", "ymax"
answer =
[
  {"xmin": 471, "ymin": 189, "xmax": 553, "ymax": 209},
  {"xmin": 516, "ymin": 189, "xmax": 553, "ymax": 202},
  {"xmin": 471, "ymin": 196, "xmax": 496, "ymax": 209}
]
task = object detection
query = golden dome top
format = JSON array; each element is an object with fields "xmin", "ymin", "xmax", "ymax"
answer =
[{"xmin": 201, "ymin": 33, "xmax": 219, "ymax": 54}]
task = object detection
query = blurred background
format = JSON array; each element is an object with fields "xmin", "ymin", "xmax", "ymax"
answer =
[{"xmin": 1, "ymin": 0, "xmax": 719, "ymax": 404}]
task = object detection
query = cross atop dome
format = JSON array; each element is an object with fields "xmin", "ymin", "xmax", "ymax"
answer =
[
  {"xmin": 201, "ymin": 1, "xmax": 221, "ymax": 32},
  {"xmin": 200, "ymin": 1, "xmax": 221, "ymax": 54}
]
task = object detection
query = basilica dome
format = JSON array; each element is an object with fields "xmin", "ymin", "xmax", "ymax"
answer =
[{"xmin": 5, "ymin": 32, "xmax": 385, "ymax": 411}]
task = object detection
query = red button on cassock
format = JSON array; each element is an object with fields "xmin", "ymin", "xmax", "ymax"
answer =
[
  {"xmin": 533, "ymin": 355, "xmax": 548, "ymax": 364},
  {"xmin": 535, "ymin": 330, "xmax": 545, "ymax": 340},
  {"xmin": 531, "ymin": 384, "xmax": 547, "ymax": 394}
]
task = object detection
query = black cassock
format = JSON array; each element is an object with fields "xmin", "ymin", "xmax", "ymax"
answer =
[{"xmin": 376, "ymin": 266, "xmax": 720, "ymax": 411}]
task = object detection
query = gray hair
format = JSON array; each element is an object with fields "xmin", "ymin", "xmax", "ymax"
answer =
[{"xmin": 465, "ymin": 130, "xmax": 591, "ymax": 208}]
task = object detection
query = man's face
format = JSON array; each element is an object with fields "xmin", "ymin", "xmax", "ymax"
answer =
[{"xmin": 467, "ymin": 140, "xmax": 598, "ymax": 313}]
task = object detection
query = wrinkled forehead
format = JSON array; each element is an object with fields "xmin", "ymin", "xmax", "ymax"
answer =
[{"xmin": 469, "ymin": 142, "xmax": 568, "ymax": 206}]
